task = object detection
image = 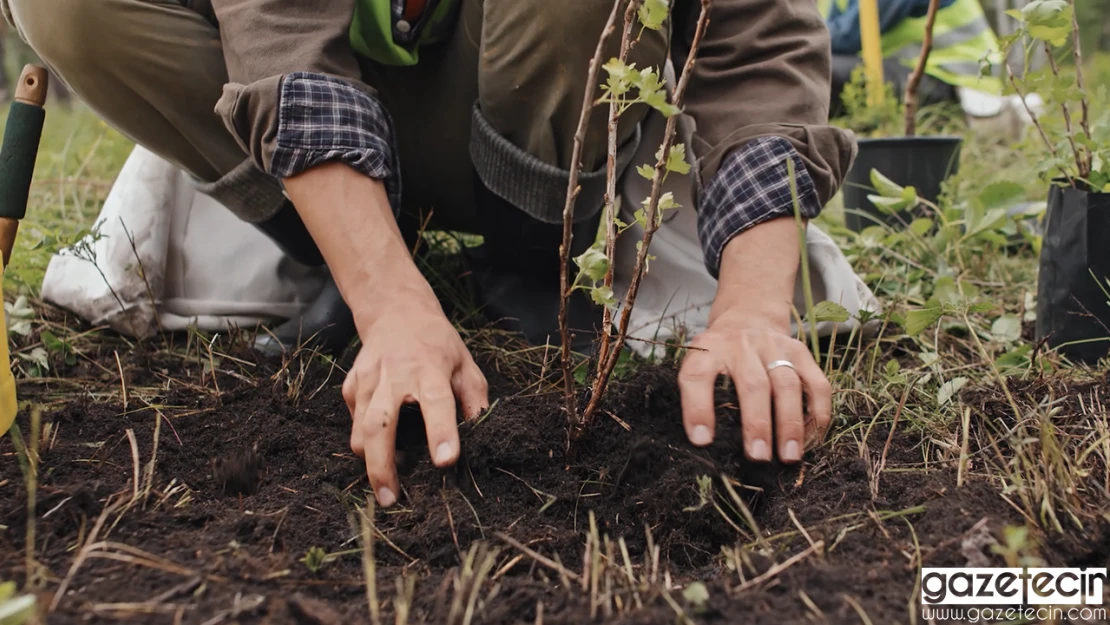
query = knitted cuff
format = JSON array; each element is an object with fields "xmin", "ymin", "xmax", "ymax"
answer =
[
  {"xmin": 469, "ymin": 102, "xmax": 641, "ymax": 224},
  {"xmin": 191, "ymin": 159, "xmax": 288, "ymax": 224}
]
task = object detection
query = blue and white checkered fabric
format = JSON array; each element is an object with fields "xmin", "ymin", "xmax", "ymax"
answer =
[
  {"xmin": 270, "ymin": 72, "xmax": 402, "ymax": 214},
  {"xmin": 697, "ymin": 136, "xmax": 821, "ymax": 277}
]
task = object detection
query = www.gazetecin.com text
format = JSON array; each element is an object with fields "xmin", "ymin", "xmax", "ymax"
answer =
[{"xmin": 921, "ymin": 606, "xmax": 1107, "ymax": 622}]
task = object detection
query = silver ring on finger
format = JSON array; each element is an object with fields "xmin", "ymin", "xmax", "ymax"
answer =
[{"xmin": 766, "ymin": 360, "xmax": 796, "ymax": 372}]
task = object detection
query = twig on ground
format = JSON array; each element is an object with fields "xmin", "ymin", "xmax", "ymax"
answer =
[
  {"xmin": 495, "ymin": 532, "xmax": 583, "ymax": 585},
  {"xmin": 732, "ymin": 541, "xmax": 825, "ymax": 593}
]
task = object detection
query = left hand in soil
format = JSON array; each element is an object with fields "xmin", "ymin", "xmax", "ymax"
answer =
[{"xmin": 678, "ymin": 307, "xmax": 831, "ymax": 463}]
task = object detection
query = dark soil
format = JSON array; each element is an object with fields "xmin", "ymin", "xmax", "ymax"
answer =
[{"xmin": 1, "ymin": 344, "xmax": 1107, "ymax": 624}]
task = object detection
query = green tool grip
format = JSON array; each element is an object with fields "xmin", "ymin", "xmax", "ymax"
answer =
[{"xmin": 0, "ymin": 100, "xmax": 46, "ymax": 221}]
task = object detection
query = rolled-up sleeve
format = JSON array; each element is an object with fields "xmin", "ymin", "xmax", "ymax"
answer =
[
  {"xmin": 209, "ymin": 0, "xmax": 401, "ymax": 211},
  {"xmin": 673, "ymin": 0, "xmax": 857, "ymax": 275}
]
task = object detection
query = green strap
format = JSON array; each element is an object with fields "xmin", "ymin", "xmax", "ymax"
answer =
[{"xmin": 0, "ymin": 101, "xmax": 45, "ymax": 220}]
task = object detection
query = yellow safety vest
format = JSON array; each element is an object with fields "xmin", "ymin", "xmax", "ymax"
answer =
[{"xmin": 826, "ymin": 0, "xmax": 1004, "ymax": 94}]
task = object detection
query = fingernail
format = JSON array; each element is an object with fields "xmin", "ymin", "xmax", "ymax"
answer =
[
  {"xmin": 691, "ymin": 425, "xmax": 713, "ymax": 446},
  {"xmin": 750, "ymin": 439, "xmax": 771, "ymax": 461},
  {"xmin": 376, "ymin": 486, "xmax": 396, "ymax": 507},
  {"xmin": 435, "ymin": 441, "xmax": 455, "ymax": 465},
  {"xmin": 783, "ymin": 440, "xmax": 801, "ymax": 462}
]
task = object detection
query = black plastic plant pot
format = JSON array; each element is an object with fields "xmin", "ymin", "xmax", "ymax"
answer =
[
  {"xmin": 1035, "ymin": 184, "xmax": 1110, "ymax": 364},
  {"xmin": 843, "ymin": 136, "xmax": 963, "ymax": 232}
]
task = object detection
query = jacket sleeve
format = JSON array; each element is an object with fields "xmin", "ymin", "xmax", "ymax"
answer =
[
  {"xmin": 674, "ymin": 0, "xmax": 855, "ymax": 205},
  {"xmin": 208, "ymin": 0, "xmax": 400, "ymax": 208},
  {"xmin": 672, "ymin": 0, "xmax": 858, "ymax": 276}
]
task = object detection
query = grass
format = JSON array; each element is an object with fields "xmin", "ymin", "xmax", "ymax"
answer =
[
  {"xmin": 2, "ymin": 53, "xmax": 1110, "ymax": 623},
  {"xmin": 2, "ymin": 105, "xmax": 132, "ymax": 293}
]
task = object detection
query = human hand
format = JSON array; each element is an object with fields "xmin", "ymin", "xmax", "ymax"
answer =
[
  {"xmin": 342, "ymin": 295, "xmax": 489, "ymax": 507},
  {"xmin": 678, "ymin": 305, "xmax": 832, "ymax": 463}
]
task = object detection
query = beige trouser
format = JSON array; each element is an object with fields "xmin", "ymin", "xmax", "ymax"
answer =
[{"xmin": 4, "ymin": 0, "xmax": 667, "ymax": 232}]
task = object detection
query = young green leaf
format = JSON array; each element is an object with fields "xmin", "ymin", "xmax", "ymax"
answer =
[
  {"xmin": 869, "ymin": 169, "xmax": 906, "ymax": 198},
  {"xmin": 990, "ymin": 315, "xmax": 1023, "ymax": 343},
  {"xmin": 810, "ymin": 301, "xmax": 851, "ymax": 323},
  {"xmin": 909, "ymin": 218, "xmax": 934, "ymax": 236},
  {"xmin": 666, "ymin": 143, "xmax": 691, "ymax": 175},
  {"xmin": 682, "ymin": 581, "xmax": 710, "ymax": 609},
  {"xmin": 867, "ymin": 195, "xmax": 910, "ymax": 215},
  {"xmin": 637, "ymin": 0, "xmax": 669, "ymax": 31},
  {"xmin": 900, "ymin": 185, "xmax": 919, "ymax": 208},
  {"xmin": 641, "ymin": 89, "xmax": 680, "ymax": 117},
  {"xmin": 590, "ymin": 285, "xmax": 618, "ymax": 307},
  {"xmin": 40, "ymin": 330, "xmax": 65, "ymax": 353},
  {"xmin": 937, "ymin": 376, "xmax": 969, "ymax": 407},
  {"xmin": 657, "ymin": 192, "xmax": 679, "ymax": 211},
  {"xmin": 573, "ymin": 244, "xmax": 610, "ymax": 283},
  {"xmin": 977, "ymin": 181, "xmax": 1026, "ymax": 210},
  {"xmin": 1020, "ymin": 0, "xmax": 1073, "ymax": 46},
  {"xmin": 905, "ymin": 307, "xmax": 943, "ymax": 335},
  {"xmin": 602, "ymin": 58, "xmax": 634, "ymax": 97},
  {"xmin": 636, "ymin": 164, "xmax": 655, "ymax": 180}
]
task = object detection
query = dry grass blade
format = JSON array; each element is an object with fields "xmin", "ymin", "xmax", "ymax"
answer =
[
  {"xmin": 52, "ymin": 496, "xmax": 121, "ymax": 611},
  {"xmin": 732, "ymin": 541, "xmax": 824, "ymax": 593},
  {"xmin": 126, "ymin": 428, "xmax": 140, "ymax": 505},
  {"xmin": 495, "ymin": 532, "xmax": 583, "ymax": 585},
  {"xmin": 9, "ymin": 408, "xmax": 44, "ymax": 588},
  {"xmin": 359, "ymin": 502, "xmax": 381, "ymax": 625}
]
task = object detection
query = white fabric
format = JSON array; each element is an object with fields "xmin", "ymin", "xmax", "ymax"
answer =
[
  {"xmin": 41, "ymin": 122, "xmax": 879, "ymax": 354},
  {"xmin": 613, "ymin": 106, "xmax": 880, "ymax": 359},
  {"xmin": 40, "ymin": 145, "xmax": 327, "ymax": 338}
]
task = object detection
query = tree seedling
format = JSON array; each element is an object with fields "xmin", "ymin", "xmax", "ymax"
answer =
[{"xmin": 557, "ymin": 0, "xmax": 712, "ymax": 440}]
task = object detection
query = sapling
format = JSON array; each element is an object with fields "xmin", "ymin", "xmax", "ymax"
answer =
[
  {"xmin": 558, "ymin": 0, "xmax": 712, "ymax": 438},
  {"xmin": 901, "ymin": 0, "xmax": 942, "ymax": 137},
  {"xmin": 997, "ymin": 0, "xmax": 1105, "ymax": 188}
]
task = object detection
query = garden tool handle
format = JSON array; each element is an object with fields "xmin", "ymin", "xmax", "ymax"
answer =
[{"xmin": 0, "ymin": 65, "xmax": 49, "ymax": 267}]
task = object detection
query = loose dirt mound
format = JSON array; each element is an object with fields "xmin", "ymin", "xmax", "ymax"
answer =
[{"xmin": 1, "ymin": 353, "xmax": 1105, "ymax": 624}]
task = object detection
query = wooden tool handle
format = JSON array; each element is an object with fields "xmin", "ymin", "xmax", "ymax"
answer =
[
  {"xmin": 0, "ymin": 66, "xmax": 49, "ymax": 266},
  {"xmin": 0, "ymin": 223, "xmax": 16, "ymax": 267},
  {"xmin": 15, "ymin": 65, "xmax": 49, "ymax": 108}
]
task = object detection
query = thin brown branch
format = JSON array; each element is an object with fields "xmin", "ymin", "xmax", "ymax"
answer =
[
  {"xmin": 1004, "ymin": 62, "xmax": 1073, "ymax": 185},
  {"xmin": 1042, "ymin": 43, "xmax": 1084, "ymax": 178},
  {"xmin": 597, "ymin": 0, "xmax": 644, "ymax": 371},
  {"xmin": 578, "ymin": 0, "xmax": 714, "ymax": 431},
  {"xmin": 1067, "ymin": 0, "xmax": 1092, "ymax": 176},
  {"xmin": 558, "ymin": 0, "xmax": 624, "ymax": 422},
  {"xmin": 902, "ymin": 0, "xmax": 941, "ymax": 137}
]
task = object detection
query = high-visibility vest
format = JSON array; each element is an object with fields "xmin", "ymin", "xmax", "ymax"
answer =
[
  {"xmin": 826, "ymin": 0, "xmax": 1004, "ymax": 94},
  {"xmin": 882, "ymin": 0, "xmax": 1003, "ymax": 93},
  {"xmin": 350, "ymin": 0, "xmax": 460, "ymax": 66}
]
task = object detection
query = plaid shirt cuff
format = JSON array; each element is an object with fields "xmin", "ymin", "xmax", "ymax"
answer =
[
  {"xmin": 270, "ymin": 72, "xmax": 402, "ymax": 214},
  {"xmin": 698, "ymin": 136, "xmax": 821, "ymax": 278}
]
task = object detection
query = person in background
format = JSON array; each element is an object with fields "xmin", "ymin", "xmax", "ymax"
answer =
[{"xmin": 823, "ymin": 0, "xmax": 1003, "ymax": 116}]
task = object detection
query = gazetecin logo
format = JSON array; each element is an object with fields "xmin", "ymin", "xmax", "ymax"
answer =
[{"xmin": 920, "ymin": 567, "xmax": 1108, "ymax": 623}]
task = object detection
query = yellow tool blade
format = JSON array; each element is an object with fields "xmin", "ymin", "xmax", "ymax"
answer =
[
  {"xmin": 858, "ymin": 0, "xmax": 886, "ymax": 107},
  {"xmin": 1, "ymin": 263, "xmax": 16, "ymax": 436}
]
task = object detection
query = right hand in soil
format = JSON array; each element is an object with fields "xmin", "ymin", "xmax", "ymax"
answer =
[
  {"xmin": 282, "ymin": 165, "xmax": 489, "ymax": 508},
  {"xmin": 342, "ymin": 297, "xmax": 489, "ymax": 507}
]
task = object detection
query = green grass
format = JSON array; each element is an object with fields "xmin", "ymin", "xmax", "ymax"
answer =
[{"xmin": 2, "ymin": 104, "xmax": 132, "ymax": 293}]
